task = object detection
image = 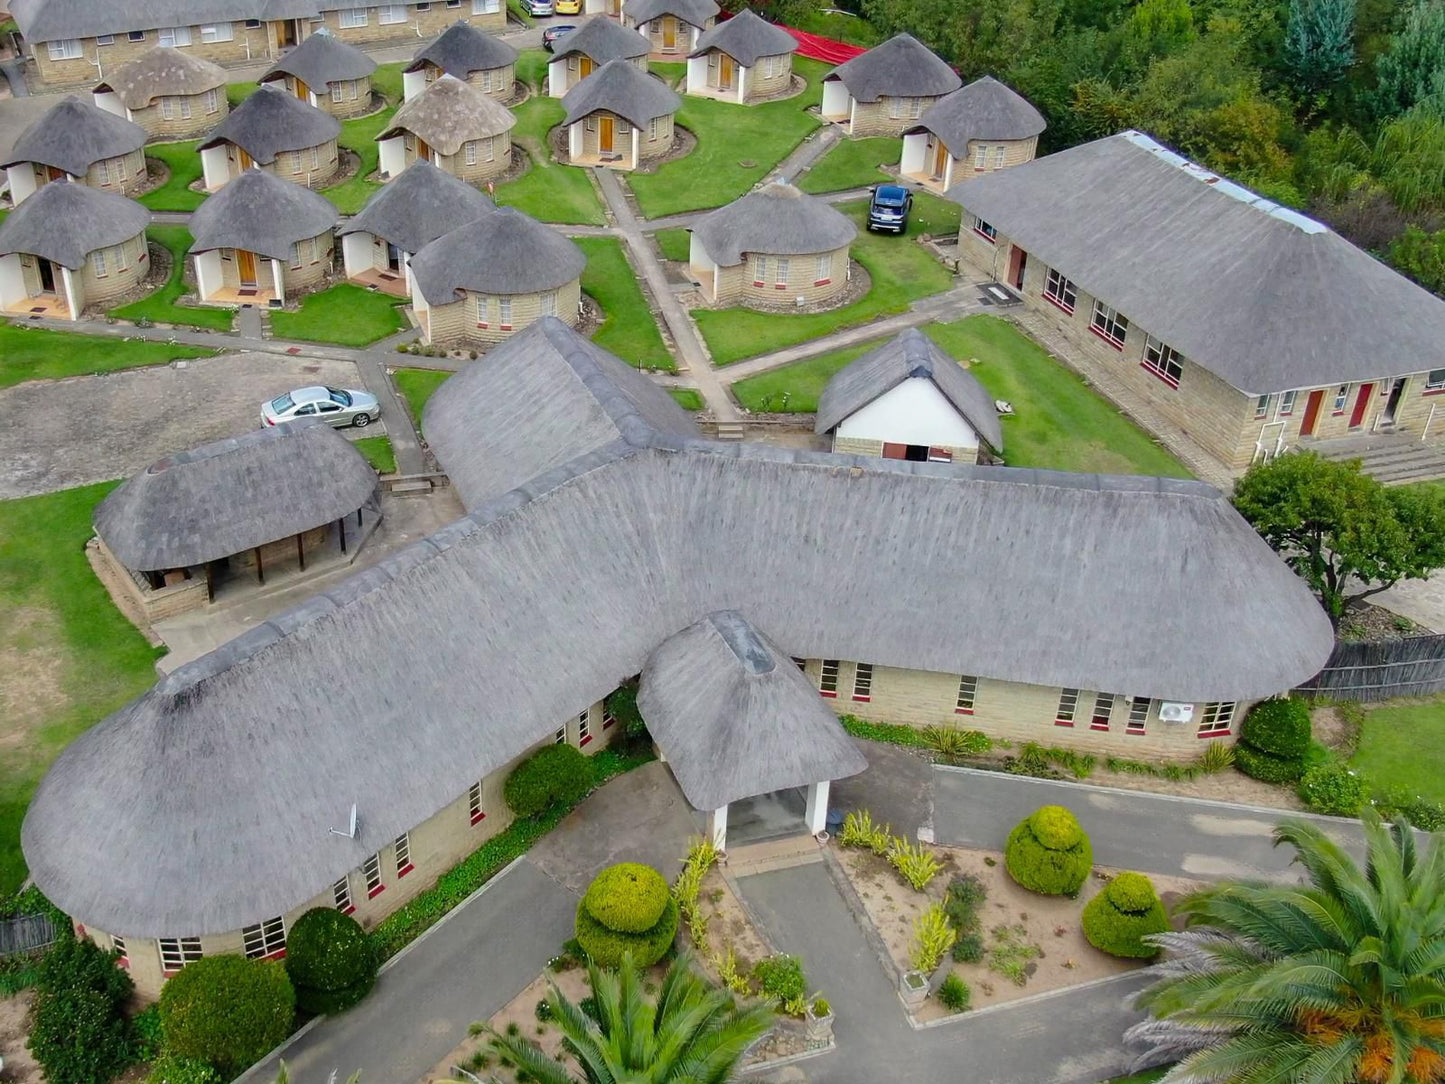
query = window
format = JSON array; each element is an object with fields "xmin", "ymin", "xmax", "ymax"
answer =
[
  {"xmin": 476, "ymin": 296, "xmax": 488, "ymax": 328},
  {"xmin": 1332, "ymin": 383, "xmax": 1350, "ymax": 413},
  {"xmin": 449, "ymin": 0, "xmax": 463, "ymax": 7},
  {"xmin": 955, "ymin": 675, "xmax": 977, "ymax": 715},
  {"xmin": 1142, "ymin": 334, "xmax": 1183, "ymax": 386},
  {"xmin": 418, "ymin": 1, "xmax": 432, "ymax": 8},
  {"xmin": 96, "ymin": 34, "xmax": 115, "ymax": 45},
  {"xmin": 159, "ymin": 26, "xmax": 192, "ymax": 47},
  {"xmin": 47, "ymin": 38, "xmax": 84, "ymax": 60},
  {"xmin": 465, "ymin": 140, "xmax": 478, "ymax": 165},
  {"xmin": 111, "ymin": 935, "xmax": 129, "ymax": 966},
  {"xmin": 1090, "ymin": 299, "xmax": 1128, "ymax": 349},
  {"xmin": 474, "ymin": 0, "xmax": 501, "ymax": 12},
  {"xmin": 852, "ymin": 662, "xmax": 873, "ymax": 702},
  {"xmin": 603, "ymin": 703, "xmax": 617, "ymax": 728},
  {"xmin": 973, "ymin": 143, "xmax": 989, "ymax": 169},
  {"xmin": 245, "ymin": 18, "xmax": 263, "ymax": 28},
  {"xmin": 242, "ymin": 917, "xmax": 286, "ymax": 959},
  {"xmin": 363, "ymin": 852, "xmax": 385, "ymax": 897},
  {"xmin": 555, "ymin": 725, "xmax": 567, "ymax": 744},
  {"xmin": 290, "ymin": 241, "xmax": 304, "ymax": 270},
  {"xmin": 394, "ymin": 833, "xmax": 413, "ymax": 876},
  {"xmin": 819, "ymin": 659, "xmax": 839, "ymax": 698},
  {"xmin": 541, "ymin": 290, "xmax": 557, "ymax": 317},
  {"xmin": 1198, "ymin": 702, "xmax": 1236, "ymax": 738},
  {"xmin": 774, "ymin": 257, "xmax": 789, "ymax": 287},
  {"xmin": 332, "ymin": 81, "xmax": 345, "ymax": 103},
  {"xmin": 578, "ymin": 708, "xmax": 592, "ymax": 746},
  {"xmin": 993, "ymin": 145, "xmax": 1006, "ymax": 168},
  {"xmin": 1126, "ymin": 697, "xmax": 1150, "ymax": 735},
  {"xmin": 161, "ymin": 96, "xmax": 175, "ymax": 120},
  {"xmin": 764, "ymin": 54, "xmax": 779, "ymax": 77},
  {"xmin": 129, "ymin": 30, "xmax": 147, "ymax": 42},
  {"xmin": 791, "ymin": 657, "xmax": 807, "ymax": 671},
  {"xmin": 96, "ymin": 158, "xmax": 111, "ymax": 185},
  {"xmin": 92, "ymin": 248, "xmax": 108, "ymax": 277},
  {"xmin": 180, "ymin": 97, "xmax": 193, "ymax": 118},
  {"xmin": 380, "ymin": 4, "xmax": 408, "ymax": 23},
  {"xmin": 1055, "ymin": 688, "xmax": 1079, "ymax": 726},
  {"xmin": 204, "ymin": 88, "xmax": 219, "ymax": 114},
  {"xmin": 649, "ymin": 116, "xmax": 660, "ymax": 141},
  {"xmin": 339, "ymin": 8, "xmax": 369, "ymax": 27},
  {"xmin": 158, "ymin": 937, "xmax": 203, "ymax": 972},
  {"xmin": 310, "ymin": 144, "xmax": 321, "ymax": 170},
  {"xmin": 498, "ymin": 296, "xmax": 511, "ymax": 329},
  {"xmin": 1090, "ymin": 693, "xmax": 1113, "ymax": 732},
  {"xmin": 752, "ymin": 254, "xmax": 767, "ymax": 285},
  {"xmin": 815, "ymin": 252, "xmax": 832, "ymax": 284},
  {"xmin": 1427, "ymin": 369, "xmax": 1445, "ymax": 392},
  {"xmin": 1278, "ymin": 389, "xmax": 1298, "ymax": 416},
  {"xmin": 469, "ymin": 781, "xmax": 487, "ymax": 824},
  {"xmin": 971, "ymin": 215, "xmax": 996, "ymax": 243},
  {"xmin": 116, "ymin": 155, "xmax": 128, "ymax": 180},
  {"xmin": 333, "ymin": 875, "xmax": 355, "ymax": 914},
  {"xmin": 1043, "ymin": 268, "xmax": 1076, "ymax": 314},
  {"xmin": 200, "ymin": 23, "xmax": 234, "ymax": 42},
  {"xmin": 1255, "ymin": 394, "xmax": 1272, "ymax": 419}
]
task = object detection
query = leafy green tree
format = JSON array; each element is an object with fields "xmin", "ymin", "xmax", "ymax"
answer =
[
  {"xmin": 27, "ymin": 936, "xmax": 138, "ymax": 1084},
  {"xmin": 1127, "ymin": 814, "xmax": 1445, "ymax": 1083},
  {"xmin": 1388, "ymin": 224, "xmax": 1445, "ymax": 293},
  {"xmin": 490, "ymin": 953, "xmax": 774, "ymax": 1084},
  {"xmin": 1283, "ymin": 0, "xmax": 1357, "ymax": 94},
  {"xmin": 1232, "ymin": 450, "xmax": 1445, "ymax": 622},
  {"xmin": 1373, "ymin": 0, "xmax": 1445, "ymax": 119},
  {"xmin": 1114, "ymin": 0, "xmax": 1197, "ymax": 79}
]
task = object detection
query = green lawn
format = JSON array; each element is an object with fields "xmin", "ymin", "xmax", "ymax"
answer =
[
  {"xmin": 1351, "ymin": 698, "xmax": 1445, "ymax": 804},
  {"xmin": 649, "ymin": 60, "xmax": 687, "ymax": 85},
  {"xmin": 576, "ymin": 236, "xmax": 674, "ymax": 371},
  {"xmin": 791, "ymin": 8, "xmax": 885, "ymax": 46},
  {"xmin": 269, "ymin": 283, "xmax": 407, "ymax": 346},
  {"xmin": 0, "ymin": 321, "xmax": 215, "ymax": 390},
  {"xmin": 798, "ymin": 137, "xmax": 900, "ymax": 194},
  {"xmin": 695, "ymin": 195, "xmax": 959, "ymax": 366},
  {"xmin": 318, "ymin": 62, "xmax": 406, "ymax": 214},
  {"xmin": 494, "ymin": 94, "xmax": 606, "ymax": 225},
  {"xmin": 352, "ymin": 435, "xmax": 397, "ymax": 474},
  {"xmin": 515, "ymin": 48, "xmax": 549, "ymax": 90},
  {"xmin": 393, "ymin": 367, "xmax": 453, "ymax": 428},
  {"xmin": 0, "ymin": 483, "xmax": 164, "ymax": 894},
  {"xmin": 654, "ymin": 228, "xmax": 691, "ymax": 262},
  {"xmin": 668, "ymin": 387, "xmax": 705, "ymax": 410},
  {"xmin": 628, "ymin": 57, "xmax": 830, "ymax": 219},
  {"xmin": 140, "ymin": 140, "xmax": 205, "ymax": 212},
  {"xmin": 732, "ymin": 338, "xmax": 880, "ymax": 413},
  {"xmin": 110, "ymin": 226, "xmax": 236, "ymax": 331},
  {"xmin": 227, "ymin": 79, "xmax": 258, "ymax": 107}
]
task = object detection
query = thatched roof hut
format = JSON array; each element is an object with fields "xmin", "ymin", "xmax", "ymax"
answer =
[{"xmin": 2, "ymin": 95, "xmax": 145, "ymax": 175}]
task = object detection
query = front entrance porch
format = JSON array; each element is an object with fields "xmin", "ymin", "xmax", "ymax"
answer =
[
  {"xmin": 349, "ymin": 265, "xmax": 409, "ymax": 298},
  {"xmin": 5, "ymin": 290, "xmax": 71, "ymax": 319},
  {"xmin": 706, "ymin": 780, "xmax": 830, "ymax": 852},
  {"xmin": 900, "ymin": 132, "xmax": 954, "ymax": 192}
]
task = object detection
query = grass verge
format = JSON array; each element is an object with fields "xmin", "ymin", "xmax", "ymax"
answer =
[
  {"xmin": 393, "ymin": 367, "xmax": 454, "ymax": 428},
  {"xmin": 1351, "ymin": 698, "xmax": 1445, "ymax": 804},
  {"xmin": 110, "ymin": 226, "xmax": 235, "ymax": 332},
  {"xmin": 668, "ymin": 388, "xmax": 705, "ymax": 410},
  {"xmin": 653, "ymin": 228, "xmax": 690, "ymax": 262},
  {"xmin": 140, "ymin": 141, "xmax": 205, "ymax": 212},
  {"xmin": 269, "ymin": 283, "xmax": 407, "ymax": 346},
  {"xmin": 495, "ymin": 92, "xmax": 606, "ymax": 225},
  {"xmin": 0, "ymin": 321, "xmax": 214, "ymax": 390},
  {"xmin": 352, "ymin": 435, "xmax": 397, "ymax": 474},
  {"xmin": 576, "ymin": 236, "xmax": 674, "ymax": 370},
  {"xmin": 798, "ymin": 136, "xmax": 899, "ymax": 194}
]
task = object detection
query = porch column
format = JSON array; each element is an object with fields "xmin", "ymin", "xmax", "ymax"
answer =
[
  {"xmin": 943, "ymin": 153, "xmax": 953, "ymax": 190},
  {"xmin": 60, "ymin": 266, "xmax": 80, "ymax": 320},
  {"xmin": 631, "ymin": 128, "xmax": 640, "ymax": 170},
  {"xmin": 271, "ymin": 257, "xmax": 285, "ymax": 301},
  {"xmin": 804, "ymin": 780, "xmax": 830, "ymax": 836},
  {"xmin": 708, "ymin": 804, "xmax": 728, "ymax": 852},
  {"xmin": 736, "ymin": 64, "xmax": 746, "ymax": 104},
  {"xmin": 568, "ymin": 121, "xmax": 583, "ymax": 162}
]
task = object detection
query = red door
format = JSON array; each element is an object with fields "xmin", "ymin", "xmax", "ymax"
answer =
[
  {"xmin": 1300, "ymin": 389, "xmax": 1325, "ymax": 436},
  {"xmin": 1007, "ymin": 246, "xmax": 1027, "ymax": 290},
  {"xmin": 1349, "ymin": 383, "xmax": 1375, "ymax": 429}
]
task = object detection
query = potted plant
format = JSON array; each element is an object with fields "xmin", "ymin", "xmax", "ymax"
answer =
[
  {"xmin": 804, "ymin": 995, "xmax": 834, "ymax": 1044},
  {"xmin": 900, "ymin": 970, "xmax": 928, "ymax": 1007}
]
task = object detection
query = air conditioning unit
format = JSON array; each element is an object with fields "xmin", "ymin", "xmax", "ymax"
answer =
[{"xmin": 1158, "ymin": 702, "xmax": 1195, "ymax": 724}]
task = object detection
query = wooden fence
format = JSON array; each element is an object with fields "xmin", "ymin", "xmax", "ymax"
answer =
[
  {"xmin": 1296, "ymin": 634, "xmax": 1445, "ymax": 702},
  {"xmin": 0, "ymin": 913, "xmax": 57, "ymax": 957}
]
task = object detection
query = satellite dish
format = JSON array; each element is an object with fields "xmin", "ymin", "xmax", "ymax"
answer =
[{"xmin": 329, "ymin": 803, "xmax": 358, "ymax": 839}]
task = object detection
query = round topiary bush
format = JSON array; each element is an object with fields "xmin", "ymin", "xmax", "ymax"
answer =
[
  {"xmin": 1081, "ymin": 872, "xmax": 1169, "ymax": 959},
  {"xmin": 284, "ymin": 907, "xmax": 378, "ymax": 1015},
  {"xmin": 1235, "ymin": 742, "xmax": 1306, "ymax": 783},
  {"xmin": 581, "ymin": 863, "xmax": 670, "ymax": 934},
  {"xmin": 1239, "ymin": 698, "xmax": 1312, "ymax": 758},
  {"xmin": 158, "ymin": 955, "xmax": 295, "ymax": 1077},
  {"xmin": 1004, "ymin": 805, "xmax": 1093, "ymax": 896},
  {"xmin": 504, "ymin": 743, "xmax": 593, "ymax": 818},
  {"xmin": 1298, "ymin": 763, "xmax": 1369, "ymax": 816},
  {"xmin": 574, "ymin": 896, "xmax": 679, "ymax": 968}
]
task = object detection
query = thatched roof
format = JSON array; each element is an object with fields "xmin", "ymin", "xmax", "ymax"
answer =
[
  {"xmin": 691, "ymin": 182, "xmax": 856, "ymax": 265},
  {"xmin": 561, "ymin": 60, "xmax": 680, "ymax": 130},
  {"xmin": 379, "ymin": 77, "xmax": 515, "ymax": 155},
  {"xmin": 550, "ymin": 17, "xmax": 650, "ymax": 63},
  {"xmin": 338, "ymin": 160, "xmax": 494, "ymax": 256},
  {"xmin": 1, "ymin": 96, "xmax": 146, "ymax": 175},
  {"xmin": 424, "ymin": 316, "xmax": 702, "ymax": 508},
  {"xmin": 261, "ymin": 29, "xmax": 376, "ymax": 90},
  {"xmin": 947, "ymin": 130, "xmax": 1445, "ymax": 394},
  {"xmin": 689, "ymin": 9, "xmax": 796, "ymax": 66},
  {"xmin": 903, "ymin": 76, "xmax": 1045, "ymax": 156},
  {"xmin": 409, "ymin": 207, "xmax": 585, "ymax": 305},
  {"xmin": 0, "ymin": 180, "xmax": 148, "ymax": 269},
  {"xmin": 625, "ymin": 0, "xmax": 718, "ymax": 27},
  {"xmin": 824, "ymin": 33, "xmax": 961, "ymax": 101},
  {"xmin": 12, "ymin": 0, "xmax": 318, "ymax": 42},
  {"xmin": 815, "ymin": 329, "xmax": 1004, "ymax": 452},
  {"xmin": 638, "ymin": 611, "xmax": 868, "ymax": 811},
  {"xmin": 407, "ymin": 20, "xmax": 518, "ymax": 78},
  {"xmin": 95, "ymin": 420, "xmax": 379, "ymax": 571},
  {"xmin": 189, "ymin": 168, "xmax": 339, "ymax": 261},
  {"xmin": 198, "ymin": 85, "xmax": 341, "ymax": 163},
  {"xmin": 93, "ymin": 48, "xmax": 228, "ymax": 109}
]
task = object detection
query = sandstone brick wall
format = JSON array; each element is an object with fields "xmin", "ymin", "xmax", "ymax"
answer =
[
  {"xmin": 575, "ymin": 110, "xmax": 673, "ymax": 164},
  {"xmin": 400, "ymin": 131, "xmax": 511, "ymax": 182},
  {"xmin": 93, "ymin": 535, "xmax": 209, "ymax": 623},
  {"xmin": 710, "ymin": 244, "xmax": 850, "ymax": 308},
  {"xmin": 417, "ymin": 60, "xmax": 515, "ymax": 101},
  {"xmin": 75, "ymin": 231, "xmax": 150, "ymax": 306},
  {"xmin": 128, "ymin": 90, "xmax": 228, "ymax": 140},
  {"xmin": 265, "ymin": 73, "xmax": 375, "ymax": 118},
  {"xmin": 553, "ymin": 53, "xmax": 648, "ymax": 95},
  {"xmin": 316, "ymin": 4, "xmax": 505, "ymax": 47},
  {"xmin": 849, "ymin": 94, "xmax": 946, "ymax": 138},
  {"xmin": 424, "ymin": 277, "xmax": 582, "ymax": 347},
  {"xmin": 831, "ymin": 434, "xmax": 979, "ymax": 463},
  {"xmin": 80, "ymin": 148, "xmax": 149, "ymax": 194},
  {"xmin": 209, "ymin": 229, "xmax": 333, "ymax": 294},
  {"xmin": 625, "ymin": 13, "xmax": 712, "ymax": 53}
]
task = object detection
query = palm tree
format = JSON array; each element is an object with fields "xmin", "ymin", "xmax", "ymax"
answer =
[
  {"xmin": 490, "ymin": 952, "xmax": 774, "ymax": 1084},
  {"xmin": 1126, "ymin": 813, "xmax": 1445, "ymax": 1084}
]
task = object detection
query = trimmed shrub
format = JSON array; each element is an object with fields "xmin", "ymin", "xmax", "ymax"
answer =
[
  {"xmin": 27, "ymin": 936, "xmax": 137, "ymax": 1084},
  {"xmin": 284, "ymin": 907, "xmax": 378, "ymax": 1015},
  {"xmin": 582, "ymin": 863, "xmax": 670, "ymax": 933},
  {"xmin": 1004, "ymin": 806, "xmax": 1093, "ymax": 896},
  {"xmin": 145, "ymin": 1055, "xmax": 224, "ymax": 1084},
  {"xmin": 604, "ymin": 683, "xmax": 649, "ymax": 746},
  {"xmin": 159, "ymin": 955, "xmax": 295, "ymax": 1076},
  {"xmin": 1235, "ymin": 742, "xmax": 1306, "ymax": 783},
  {"xmin": 504, "ymin": 743, "xmax": 593, "ymax": 818},
  {"xmin": 574, "ymin": 896, "xmax": 679, "ymax": 968},
  {"xmin": 1081, "ymin": 872, "xmax": 1169, "ymax": 959},
  {"xmin": 937, "ymin": 973, "xmax": 971, "ymax": 1012},
  {"xmin": 752, "ymin": 954, "xmax": 806, "ymax": 1004},
  {"xmin": 1239, "ymin": 698, "xmax": 1312, "ymax": 758},
  {"xmin": 1298, "ymin": 764, "xmax": 1369, "ymax": 817},
  {"xmin": 951, "ymin": 932, "xmax": 984, "ymax": 963}
]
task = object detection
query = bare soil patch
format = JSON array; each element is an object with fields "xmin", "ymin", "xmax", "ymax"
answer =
[
  {"xmin": 0, "ymin": 607, "xmax": 66, "ymax": 753},
  {"xmin": 0, "ymin": 990, "xmax": 41, "ymax": 1084}
]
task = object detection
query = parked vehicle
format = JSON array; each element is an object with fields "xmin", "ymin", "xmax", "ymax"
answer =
[
  {"xmin": 542, "ymin": 23, "xmax": 577, "ymax": 48},
  {"xmin": 553, "ymin": 0, "xmax": 582, "ymax": 13},
  {"xmin": 867, "ymin": 184, "xmax": 913, "ymax": 234},
  {"xmin": 524, "ymin": 0, "xmax": 556, "ymax": 16},
  {"xmin": 261, "ymin": 386, "xmax": 380, "ymax": 429}
]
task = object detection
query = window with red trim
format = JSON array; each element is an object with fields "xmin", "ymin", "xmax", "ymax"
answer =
[
  {"xmin": 852, "ymin": 662, "xmax": 873, "ymax": 702},
  {"xmin": 1142, "ymin": 334, "xmax": 1182, "ymax": 387},
  {"xmin": 394, "ymin": 832, "xmax": 414, "ymax": 878},
  {"xmin": 112, "ymin": 934, "xmax": 129, "ymax": 968},
  {"xmin": 242, "ymin": 917, "xmax": 287, "ymax": 960},
  {"xmin": 1197, "ymin": 701, "xmax": 1235, "ymax": 738},
  {"xmin": 1427, "ymin": 369, "xmax": 1445, "ymax": 394},
  {"xmin": 158, "ymin": 937, "xmax": 203, "ymax": 974},
  {"xmin": 1331, "ymin": 384, "xmax": 1350, "ymax": 414},
  {"xmin": 955, "ymin": 675, "xmax": 977, "ymax": 715},
  {"xmin": 819, "ymin": 659, "xmax": 839, "ymax": 698},
  {"xmin": 363, "ymin": 852, "xmax": 386, "ymax": 898},
  {"xmin": 333, "ymin": 875, "xmax": 356, "ymax": 914},
  {"xmin": 1043, "ymin": 268, "xmax": 1076, "ymax": 314},
  {"xmin": 469, "ymin": 781, "xmax": 487, "ymax": 825},
  {"xmin": 1090, "ymin": 693, "xmax": 1113, "ymax": 731},
  {"xmin": 970, "ymin": 215, "xmax": 997, "ymax": 244},
  {"xmin": 1126, "ymin": 697, "xmax": 1150, "ymax": 735},
  {"xmin": 1089, "ymin": 300, "xmax": 1128, "ymax": 349},
  {"xmin": 578, "ymin": 707, "xmax": 593, "ymax": 746},
  {"xmin": 1055, "ymin": 687, "xmax": 1079, "ymax": 726}
]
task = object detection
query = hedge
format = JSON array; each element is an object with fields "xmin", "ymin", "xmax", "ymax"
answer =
[
  {"xmin": 504, "ymin": 743, "xmax": 594, "ymax": 817},
  {"xmin": 285, "ymin": 907, "xmax": 378, "ymax": 1015},
  {"xmin": 581, "ymin": 863, "xmax": 670, "ymax": 934},
  {"xmin": 27, "ymin": 936, "xmax": 138, "ymax": 1084},
  {"xmin": 159, "ymin": 955, "xmax": 295, "ymax": 1076},
  {"xmin": 1004, "ymin": 806, "xmax": 1093, "ymax": 895},
  {"xmin": 1081, "ymin": 872, "xmax": 1169, "ymax": 959},
  {"xmin": 838, "ymin": 714, "xmax": 933, "ymax": 749},
  {"xmin": 145, "ymin": 1055, "xmax": 224, "ymax": 1084},
  {"xmin": 1298, "ymin": 764, "xmax": 1369, "ymax": 817},
  {"xmin": 1234, "ymin": 742, "xmax": 1305, "ymax": 783},
  {"xmin": 1239, "ymin": 698, "xmax": 1311, "ymax": 758},
  {"xmin": 575, "ymin": 895, "xmax": 679, "ymax": 968}
]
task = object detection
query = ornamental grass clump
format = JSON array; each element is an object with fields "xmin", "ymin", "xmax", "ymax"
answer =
[
  {"xmin": 888, "ymin": 836, "xmax": 943, "ymax": 891},
  {"xmin": 838, "ymin": 808, "xmax": 891, "ymax": 855},
  {"xmin": 909, "ymin": 903, "xmax": 957, "ymax": 972},
  {"xmin": 574, "ymin": 862, "xmax": 678, "ymax": 968},
  {"xmin": 1004, "ymin": 805, "xmax": 1093, "ymax": 896},
  {"xmin": 1081, "ymin": 872, "xmax": 1169, "ymax": 959}
]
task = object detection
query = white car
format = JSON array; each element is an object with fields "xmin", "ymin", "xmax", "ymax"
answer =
[{"xmin": 261, "ymin": 386, "xmax": 380, "ymax": 429}]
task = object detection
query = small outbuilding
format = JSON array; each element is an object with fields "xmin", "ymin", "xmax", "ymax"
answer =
[
  {"xmin": 688, "ymin": 182, "xmax": 856, "ymax": 308},
  {"xmin": 93, "ymin": 420, "xmax": 381, "ymax": 621},
  {"xmin": 815, "ymin": 328, "xmax": 1003, "ymax": 464},
  {"xmin": 547, "ymin": 19, "xmax": 651, "ymax": 98},
  {"xmin": 561, "ymin": 60, "xmax": 680, "ymax": 170},
  {"xmin": 189, "ymin": 169, "xmax": 339, "ymax": 306},
  {"xmin": 259, "ymin": 29, "xmax": 378, "ymax": 119},
  {"xmin": 409, "ymin": 206, "xmax": 586, "ymax": 348},
  {"xmin": 198, "ymin": 86, "xmax": 342, "ymax": 192},
  {"xmin": 2, "ymin": 96, "xmax": 147, "ymax": 205},
  {"xmin": 377, "ymin": 77, "xmax": 515, "ymax": 184},
  {"xmin": 339, "ymin": 160, "xmax": 495, "ymax": 297},
  {"xmin": 821, "ymin": 33, "xmax": 962, "ymax": 138},
  {"xmin": 403, "ymin": 21, "xmax": 519, "ymax": 103},
  {"xmin": 622, "ymin": 0, "xmax": 720, "ymax": 57},
  {"xmin": 0, "ymin": 181, "xmax": 150, "ymax": 321},
  {"xmin": 685, "ymin": 10, "xmax": 797, "ymax": 104},
  {"xmin": 901, "ymin": 76, "xmax": 1045, "ymax": 192},
  {"xmin": 92, "ymin": 49, "xmax": 229, "ymax": 142}
]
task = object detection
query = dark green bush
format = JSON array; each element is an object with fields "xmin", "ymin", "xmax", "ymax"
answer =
[
  {"xmin": 604, "ymin": 683, "xmax": 649, "ymax": 745},
  {"xmin": 951, "ymin": 932, "xmax": 984, "ymax": 963},
  {"xmin": 285, "ymin": 907, "xmax": 377, "ymax": 1015},
  {"xmin": 1004, "ymin": 806, "xmax": 1093, "ymax": 895},
  {"xmin": 752, "ymin": 954, "xmax": 806, "ymax": 1003},
  {"xmin": 159, "ymin": 955, "xmax": 295, "ymax": 1076},
  {"xmin": 1239, "ymin": 698, "xmax": 1312, "ymax": 758},
  {"xmin": 504, "ymin": 743, "xmax": 593, "ymax": 818},
  {"xmin": 26, "ymin": 936, "xmax": 137, "ymax": 1084},
  {"xmin": 1234, "ymin": 742, "xmax": 1305, "ymax": 783},
  {"xmin": 937, "ymin": 973, "xmax": 971, "ymax": 1012},
  {"xmin": 574, "ymin": 897, "xmax": 678, "ymax": 968},
  {"xmin": 581, "ymin": 863, "xmax": 670, "ymax": 934},
  {"xmin": 1298, "ymin": 764, "xmax": 1369, "ymax": 816},
  {"xmin": 943, "ymin": 873, "xmax": 987, "ymax": 957},
  {"xmin": 1081, "ymin": 872, "xmax": 1169, "ymax": 959},
  {"xmin": 145, "ymin": 1055, "xmax": 224, "ymax": 1084}
]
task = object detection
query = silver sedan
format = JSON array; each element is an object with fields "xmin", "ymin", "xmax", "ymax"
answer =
[{"xmin": 261, "ymin": 386, "xmax": 380, "ymax": 429}]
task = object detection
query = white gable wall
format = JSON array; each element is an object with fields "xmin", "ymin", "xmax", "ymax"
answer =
[{"xmin": 835, "ymin": 377, "xmax": 978, "ymax": 450}]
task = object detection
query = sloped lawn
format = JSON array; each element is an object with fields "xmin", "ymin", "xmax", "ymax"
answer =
[
  {"xmin": 576, "ymin": 236, "xmax": 674, "ymax": 370},
  {"xmin": 0, "ymin": 321, "xmax": 214, "ymax": 390},
  {"xmin": 110, "ymin": 226, "xmax": 235, "ymax": 331},
  {"xmin": 494, "ymin": 94, "xmax": 606, "ymax": 225},
  {"xmin": 393, "ymin": 367, "xmax": 453, "ymax": 428},
  {"xmin": 653, "ymin": 228, "xmax": 691, "ymax": 261},
  {"xmin": 798, "ymin": 136, "xmax": 899, "ymax": 194},
  {"xmin": 140, "ymin": 140, "xmax": 206, "ymax": 212},
  {"xmin": 269, "ymin": 283, "xmax": 407, "ymax": 346},
  {"xmin": 352, "ymin": 435, "xmax": 397, "ymax": 473}
]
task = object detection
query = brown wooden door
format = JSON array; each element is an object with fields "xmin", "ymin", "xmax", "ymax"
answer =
[
  {"xmin": 1349, "ymin": 383, "xmax": 1375, "ymax": 429},
  {"xmin": 416, "ymin": 137, "xmax": 432, "ymax": 162},
  {"xmin": 599, "ymin": 116, "xmax": 614, "ymax": 153},
  {"xmin": 580, "ymin": 56, "xmax": 594, "ymax": 78},
  {"xmin": 274, "ymin": 20, "xmax": 297, "ymax": 47},
  {"xmin": 237, "ymin": 249, "xmax": 258, "ymax": 287},
  {"xmin": 663, "ymin": 16, "xmax": 677, "ymax": 48},
  {"xmin": 46, "ymin": 165, "xmax": 65, "ymax": 181},
  {"xmin": 932, "ymin": 139, "xmax": 948, "ymax": 178},
  {"xmin": 238, "ymin": 147, "xmax": 254, "ymax": 170},
  {"xmin": 1300, "ymin": 389, "xmax": 1325, "ymax": 436},
  {"xmin": 718, "ymin": 54, "xmax": 733, "ymax": 89},
  {"xmin": 1007, "ymin": 245, "xmax": 1027, "ymax": 290},
  {"xmin": 293, "ymin": 77, "xmax": 310, "ymax": 101}
]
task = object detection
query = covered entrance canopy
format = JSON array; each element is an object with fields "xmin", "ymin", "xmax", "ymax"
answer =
[{"xmin": 638, "ymin": 610, "xmax": 868, "ymax": 852}]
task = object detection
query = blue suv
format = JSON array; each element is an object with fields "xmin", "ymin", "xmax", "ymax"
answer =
[{"xmin": 867, "ymin": 184, "xmax": 912, "ymax": 234}]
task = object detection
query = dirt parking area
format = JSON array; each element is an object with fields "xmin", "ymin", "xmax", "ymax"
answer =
[{"xmin": 0, "ymin": 352, "xmax": 372, "ymax": 498}]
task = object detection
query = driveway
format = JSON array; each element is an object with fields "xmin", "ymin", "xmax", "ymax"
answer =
[{"xmin": 0, "ymin": 352, "xmax": 367, "ymax": 497}]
